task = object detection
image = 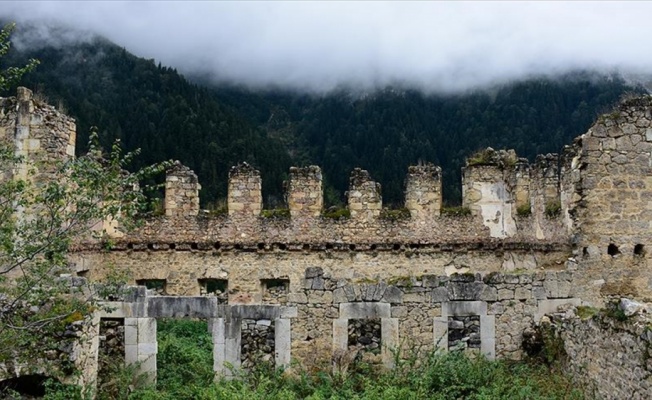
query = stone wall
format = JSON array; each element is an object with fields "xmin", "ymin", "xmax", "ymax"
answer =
[
  {"xmin": 165, "ymin": 161, "xmax": 200, "ymax": 217},
  {"xmin": 542, "ymin": 304, "xmax": 652, "ymax": 400},
  {"xmin": 570, "ymin": 96, "xmax": 652, "ymax": 304}
]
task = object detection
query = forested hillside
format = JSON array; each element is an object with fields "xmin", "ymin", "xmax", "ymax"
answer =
[{"xmin": 1, "ymin": 24, "xmax": 643, "ymax": 206}]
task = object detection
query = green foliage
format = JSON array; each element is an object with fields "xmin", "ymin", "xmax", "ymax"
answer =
[
  {"xmin": 545, "ymin": 200, "xmax": 562, "ymax": 218},
  {"xmin": 517, "ymin": 202, "xmax": 532, "ymax": 217},
  {"xmin": 467, "ymin": 148, "xmax": 497, "ymax": 166},
  {"xmin": 379, "ymin": 207, "xmax": 411, "ymax": 221},
  {"xmin": 0, "ymin": 22, "xmax": 39, "ymax": 92},
  {"xmin": 261, "ymin": 208, "xmax": 291, "ymax": 219},
  {"xmin": 0, "ymin": 128, "xmax": 167, "ymax": 378},
  {"xmin": 441, "ymin": 206, "xmax": 472, "ymax": 217},
  {"xmin": 102, "ymin": 320, "xmax": 584, "ymax": 399},
  {"xmin": 322, "ymin": 207, "xmax": 351, "ymax": 219},
  {"xmin": 576, "ymin": 306, "xmax": 600, "ymax": 320}
]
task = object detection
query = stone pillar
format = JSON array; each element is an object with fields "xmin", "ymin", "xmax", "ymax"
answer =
[
  {"xmin": 228, "ymin": 163, "xmax": 262, "ymax": 218},
  {"xmin": 210, "ymin": 317, "xmax": 226, "ymax": 377},
  {"xmin": 530, "ymin": 154, "xmax": 560, "ymax": 215},
  {"xmin": 165, "ymin": 162, "xmax": 201, "ymax": 217},
  {"xmin": 223, "ymin": 317, "xmax": 242, "ymax": 375},
  {"xmin": 274, "ymin": 318, "xmax": 291, "ymax": 368},
  {"xmin": 560, "ymin": 145, "xmax": 580, "ymax": 233},
  {"xmin": 514, "ymin": 161, "xmax": 531, "ymax": 213},
  {"xmin": 347, "ymin": 168, "xmax": 382, "ymax": 221},
  {"xmin": 404, "ymin": 164, "xmax": 442, "ymax": 218},
  {"xmin": 125, "ymin": 317, "xmax": 157, "ymax": 385},
  {"xmin": 287, "ymin": 166, "xmax": 323, "ymax": 218},
  {"xmin": 462, "ymin": 149, "xmax": 517, "ymax": 238}
]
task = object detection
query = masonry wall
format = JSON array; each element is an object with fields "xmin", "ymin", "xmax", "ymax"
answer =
[
  {"xmin": 570, "ymin": 97, "xmax": 652, "ymax": 304},
  {"xmin": 544, "ymin": 307, "xmax": 652, "ymax": 400}
]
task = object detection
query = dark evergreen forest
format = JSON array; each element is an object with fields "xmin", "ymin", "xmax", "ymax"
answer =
[{"xmin": 1, "ymin": 30, "xmax": 643, "ymax": 207}]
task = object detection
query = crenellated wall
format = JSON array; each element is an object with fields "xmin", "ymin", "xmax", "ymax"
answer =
[
  {"xmin": 6, "ymin": 87, "xmax": 652, "ymax": 395},
  {"xmin": 228, "ymin": 162, "xmax": 262, "ymax": 218},
  {"xmin": 404, "ymin": 163, "xmax": 442, "ymax": 218},
  {"xmin": 165, "ymin": 161, "xmax": 201, "ymax": 217}
]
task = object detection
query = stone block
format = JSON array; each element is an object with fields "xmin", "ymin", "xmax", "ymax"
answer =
[
  {"xmin": 381, "ymin": 318, "xmax": 399, "ymax": 369},
  {"xmin": 532, "ymin": 286, "xmax": 547, "ymax": 300},
  {"xmin": 333, "ymin": 319, "xmax": 348, "ymax": 352},
  {"xmin": 433, "ymin": 318, "xmax": 448, "ymax": 350},
  {"xmin": 442, "ymin": 301, "xmax": 487, "ymax": 318},
  {"xmin": 288, "ymin": 292, "xmax": 308, "ymax": 304},
  {"xmin": 138, "ymin": 342, "xmax": 158, "ymax": 355},
  {"xmin": 125, "ymin": 344, "xmax": 138, "ymax": 365},
  {"xmin": 210, "ymin": 318, "xmax": 226, "ymax": 345},
  {"xmin": 479, "ymin": 286, "xmax": 498, "ymax": 301},
  {"xmin": 498, "ymin": 289, "xmax": 514, "ymax": 300},
  {"xmin": 274, "ymin": 319, "xmax": 291, "ymax": 368},
  {"xmin": 340, "ymin": 302, "xmax": 391, "ymax": 319},
  {"xmin": 431, "ymin": 287, "xmax": 449, "ymax": 302},
  {"xmin": 381, "ymin": 286, "xmax": 403, "ymax": 304},
  {"xmin": 305, "ymin": 267, "xmax": 323, "ymax": 278},
  {"xmin": 514, "ymin": 287, "xmax": 531, "ymax": 300},
  {"xmin": 449, "ymin": 281, "xmax": 486, "ymax": 300},
  {"xmin": 124, "ymin": 325, "xmax": 138, "ymax": 346},
  {"xmin": 279, "ymin": 307, "xmax": 298, "ymax": 319},
  {"xmin": 137, "ymin": 318, "xmax": 157, "ymax": 343},
  {"xmin": 333, "ymin": 288, "xmax": 348, "ymax": 304}
]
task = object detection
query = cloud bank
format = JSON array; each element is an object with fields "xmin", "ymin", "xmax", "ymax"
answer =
[{"xmin": 2, "ymin": 1, "xmax": 652, "ymax": 93}]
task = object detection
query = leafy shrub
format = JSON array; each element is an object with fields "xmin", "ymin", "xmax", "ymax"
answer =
[
  {"xmin": 104, "ymin": 319, "xmax": 585, "ymax": 399},
  {"xmin": 545, "ymin": 200, "xmax": 562, "ymax": 218},
  {"xmin": 379, "ymin": 207, "xmax": 411, "ymax": 221},
  {"xmin": 322, "ymin": 207, "xmax": 351, "ymax": 219},
  {"xmin": 441, "ymin": 206, "xmax": 472, "ymax": 217},
  {"xmin": 517, "ymin": 202, "xmax": 532, "ymax": 217},
  {"xmin": 261, "ymin": 208, "xmax": 291, "ymax": 219}
]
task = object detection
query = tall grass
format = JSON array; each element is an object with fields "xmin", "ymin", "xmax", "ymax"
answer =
[{"xmin": 95, "ymin": 319, "xmax": 583, "ymax": 400}]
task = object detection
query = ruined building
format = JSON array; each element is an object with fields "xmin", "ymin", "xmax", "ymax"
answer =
[{"xmin": 3, "ymin": 87, "xmax": 652, "ymax": 398}]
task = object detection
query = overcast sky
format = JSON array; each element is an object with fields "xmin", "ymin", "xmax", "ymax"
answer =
[{"xmin": 2, "ymin": 1, "xmax": 652, "ymax": 93}]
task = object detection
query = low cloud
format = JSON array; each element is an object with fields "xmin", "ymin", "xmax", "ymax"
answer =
[{"xmin": 2, "ymin": 1, "xmax": 652, "ymax": 93}]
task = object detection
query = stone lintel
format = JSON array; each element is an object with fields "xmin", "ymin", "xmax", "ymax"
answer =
[{"xmin": 339, "ymin": 302, "xmax": 391, "ymax": 319}]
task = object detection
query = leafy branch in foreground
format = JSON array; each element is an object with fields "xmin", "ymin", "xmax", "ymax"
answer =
[
  {"xmin": 0, "ymin": 22, "xmax": 39, "ymax": 93},
  {"xmin": 0, "ymin": 128, "xmax": 169, "ymax": 380}
]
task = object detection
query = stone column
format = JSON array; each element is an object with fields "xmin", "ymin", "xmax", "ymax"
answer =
[
  {"xmin": 228, "ymin": 163, "xmax": 262, "ymax": 218},
  {"xmin": 210, "ymin": 318, "xmax": 226, "ymax": 377},
  {"xmin": 287, "ymin": 166, "xmax": 323, "ymax": 218},
  {"xmin": 125, "ymin": 317, "xmax": 158, "ymax": 385},
  {"xmin": 461, "ymin": 149, "xmax": 517, "ymax": 238},
  {"xmin": 405, "ymin": 164, "xmax": 442, "ymax": 218},
  {"xmin": 347, "ymin": 168, "xmax": 382, "ymax": 221},
  {"xmin": 274, "ymin": 318, "xmax": 292, "ymax": 368},
  {"xmin": 165, "ymin": 162, "xmax": 201, "ymax": 217}
]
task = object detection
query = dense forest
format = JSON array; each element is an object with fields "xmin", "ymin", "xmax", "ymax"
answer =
[{"xmin": 1, "ymin": 25, "xmax": 644, "ymax": 206}]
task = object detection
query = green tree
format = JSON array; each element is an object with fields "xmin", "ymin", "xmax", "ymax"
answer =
[
  {"xmin": 0, "ymin": 23, "xmax": 38, "ymax": 92},
  {"xmin": 0, "ymin": 24, "xmax": 167, "ymax": 396}
]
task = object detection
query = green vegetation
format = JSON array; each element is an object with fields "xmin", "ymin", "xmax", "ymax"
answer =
[
  {"xmin": 322, "ymin": 207, "xmax": 351, "ymax": 219},
  {"xmin": 517, "ymin": 202, "xmax": 532, "ymax": 217},
  {"xmin": 261, "ymin": 208, "xmax": 291, "ymax": 219},
  {"xmin": 466, "ymin": 148, "xmax": 498, "ymax": 166},
  {"xmin": 379, "ymin": 207, "xmax": 411, "ymax": 221},
  {"xmin": 82, "ymin": 319, "xmax": 585, "ymax": 399},
  {"xmin": 545, "ymin": 200, "xmax": 562, "ymax": 218},
  {"xmin": 1, "ymin": 23, "xmax": 642, "ymax": 207},
  {"xmin": 441, "ymin": 206, "xmax": 472, "ymax": 217}
]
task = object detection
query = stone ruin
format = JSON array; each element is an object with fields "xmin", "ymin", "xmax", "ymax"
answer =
[{"xmin": 3, "ymin": 87, "xmax": 652, "ymax": 398}]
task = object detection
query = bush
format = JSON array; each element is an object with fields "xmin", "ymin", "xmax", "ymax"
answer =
[
  {"xmin": 101, "ymin": 319, "xmax": 585, "ymax": 399},
  {"xmin": 441, "ymin": 206, "xmax": 472, "ymax": 217},
  {"xmin": 517, "ymin": 202, "xmax": 532, "ymax": 217},
  {"xmin": 545, "ymin": 200, "xmax": 562, "ymax": 218}
]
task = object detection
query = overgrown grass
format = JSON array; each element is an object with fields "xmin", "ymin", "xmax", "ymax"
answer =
[{"xmin": 88, "ymin": 319, "xmax": 584, "ymax": 399}]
